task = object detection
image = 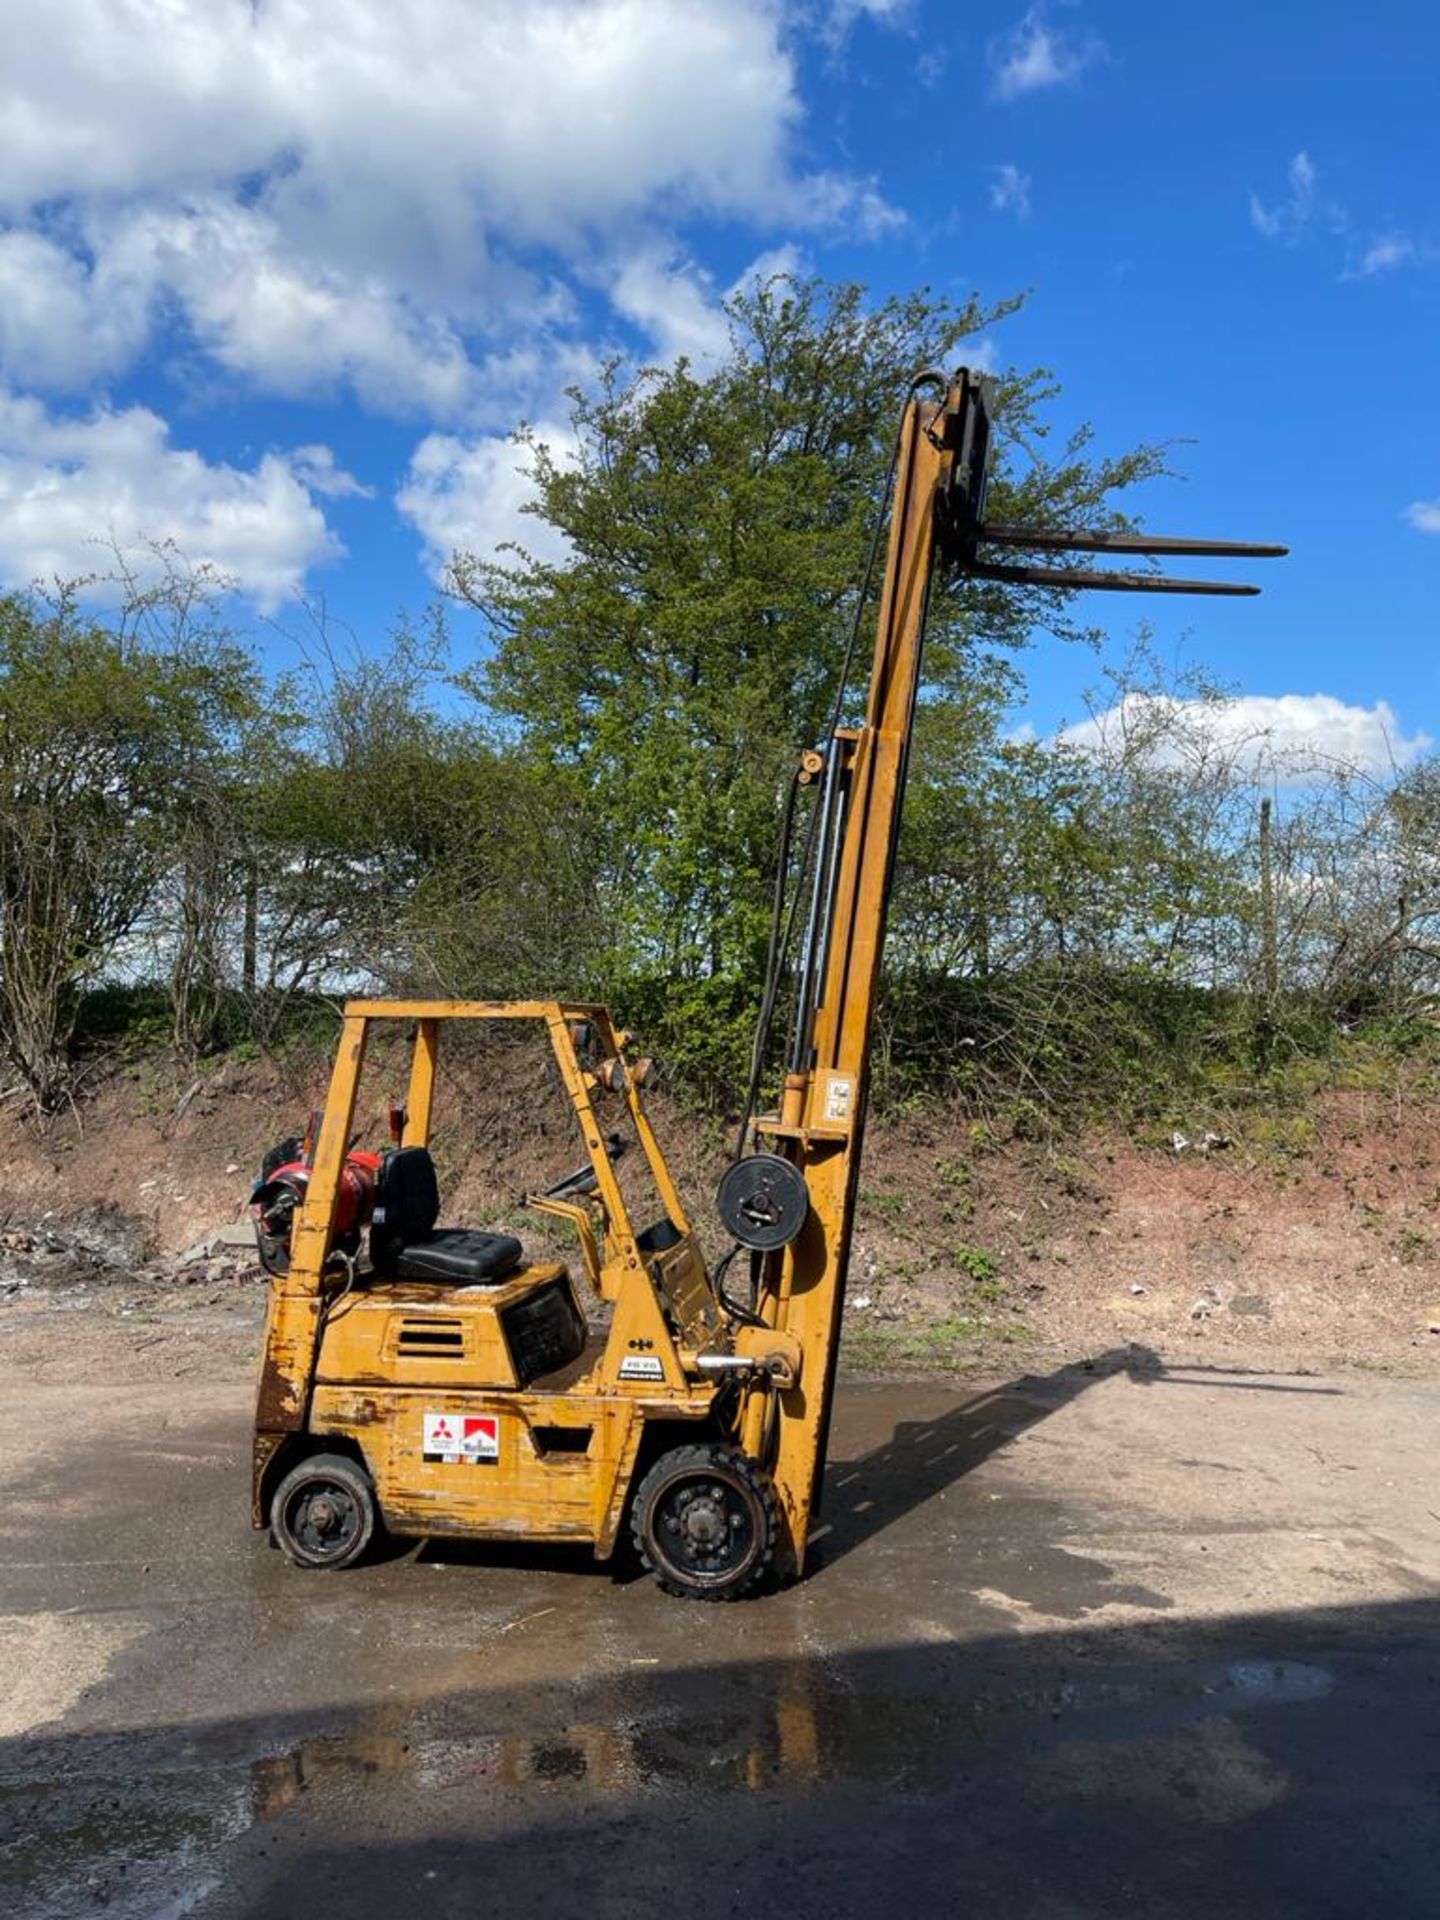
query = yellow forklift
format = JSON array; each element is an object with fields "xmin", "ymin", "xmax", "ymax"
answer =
[{"xmin": 250, "ymin": 370, "xmax": 1283, "ymax": 1598}]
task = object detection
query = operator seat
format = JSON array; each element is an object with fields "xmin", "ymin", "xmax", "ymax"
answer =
[{"xmin": 369, "ymin": 1147, "xmax": 522, "ymax": 1284}]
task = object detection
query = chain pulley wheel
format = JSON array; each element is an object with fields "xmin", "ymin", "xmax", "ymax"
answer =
[{"xmin": 716, "ymin": 1153, "xmax": 809, "ymax": 1252}]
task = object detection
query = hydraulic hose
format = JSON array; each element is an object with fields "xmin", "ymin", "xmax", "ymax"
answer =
[
  {"xmin": 729, "ymin": 368, "xmax": 950, "ymax": 1160},
  {"xmin": 733, "ymin": 761, "xmax": 808, "ymax": 1161}
]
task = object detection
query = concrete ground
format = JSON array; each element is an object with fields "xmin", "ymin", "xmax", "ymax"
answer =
[{"xmin": 3, "ymin": 1339, "xmax": 1439, "ymax": 1918}]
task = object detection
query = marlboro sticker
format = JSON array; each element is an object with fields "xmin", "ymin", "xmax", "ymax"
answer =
[{"xmin": 423, "ymin": 1412, "xmax": 500, "ymax": 1465}]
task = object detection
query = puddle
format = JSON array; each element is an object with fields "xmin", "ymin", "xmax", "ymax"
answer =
[
  {"xmin": 0, "ymin": 1655, "xmax": 1335, "ymax": 1915},
  {"xmin": 1224, "ymin": 1659, "xmax": 1333, "ymax": 1703},
  {"xmin": 247, "ymin": 1654, "xmax": 1337, "ymax": 1808}
]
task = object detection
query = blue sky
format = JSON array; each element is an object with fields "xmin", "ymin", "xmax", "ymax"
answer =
[{"xmin": 0, "ymin": 0, "xmax": 1435, "ymax": 773}]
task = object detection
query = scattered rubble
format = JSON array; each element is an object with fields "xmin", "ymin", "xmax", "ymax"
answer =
[
  {"xmin": 1170, "ymin": 1130, "xmax": 1233, "ymax": 1156},
  {"xmin": 0, "ymin": 1206, "xmax": 259, "ymax": 1300}
]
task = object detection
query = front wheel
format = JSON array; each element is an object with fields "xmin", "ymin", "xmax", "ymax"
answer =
[
  {"xmin": 270, "ymin": 1451, "xmax": 377, "ymax": 1570},
  {"xmin": 631, "ymin": 1443, "xmax": 777, "ymax": 1601}
]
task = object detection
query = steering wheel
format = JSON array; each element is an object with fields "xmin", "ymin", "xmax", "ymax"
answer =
[{"xmin": 538, "ymin": 1131, "xmax": 627, "ymax": 1202}]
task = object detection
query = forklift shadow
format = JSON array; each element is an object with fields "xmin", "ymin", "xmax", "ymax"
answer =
[
  {"xmin": 357, "ymin": 1423, "xmax": 642, "ymax": 1583},
  {"xmin": 394, "ymin": 1533, "xmax": 647, "ymax": 1586},
  {"xmin": 808, "ymin": 1344, "xmax": 1338, "ymax": 1573},
  {"xmin": 374, "ymin": 1348, "xmax": 1337, "ymax": 1588},
  {"xmin": 385, "ymin": 1350, "xmax": 1164, "ymax": 1588}
]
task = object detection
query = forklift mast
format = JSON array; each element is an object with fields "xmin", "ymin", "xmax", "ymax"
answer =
[{"xmin": 748, "ymin": 370, "xmax": 1285, "ymax": 1568}]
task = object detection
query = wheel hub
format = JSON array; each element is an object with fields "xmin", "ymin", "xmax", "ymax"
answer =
[
  {"xmin": 658, "ymin": 1479, "xmax": 750, "ymax": 1577},
  {"xmin": 309, "ymin": 1495, "xmax": 340, "ymax": 1536},
  {"xmin": 678, "ymin": 1490, "xmax": 728, "ymax": 1550},
  {"xmin": 292, "ymin": 1483, "xmax": 358, "ymax": 1555}
]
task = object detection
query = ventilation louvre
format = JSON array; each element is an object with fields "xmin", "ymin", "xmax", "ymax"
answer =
[{"xmin": 395, "ymin": 1316, "xmax": 467, "ymax": 1356}]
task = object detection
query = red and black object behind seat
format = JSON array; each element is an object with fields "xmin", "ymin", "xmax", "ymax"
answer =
[
  {"xmin": 251, "ymin": 1138, "xmax": 383, "ymax": 1278},
  {"xmin": 369, "ymin": 1147, "xmax": 522, "ymax": 1285}
]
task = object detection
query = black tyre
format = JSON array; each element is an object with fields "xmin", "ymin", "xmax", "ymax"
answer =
[
  {"xmin": 631, "ymin": 1443, "xmax": 776, "ymax": 1601},
  {"xmin": 270, "ymin": 1451, "xmax": 377, "ymax": 1571}
]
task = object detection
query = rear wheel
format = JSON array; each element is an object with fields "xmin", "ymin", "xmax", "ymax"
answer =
[
  {"xmin": 631, "ymin": 1444, "xmax": 776, "ymax": 1601},
  {"xmin": 271, "ymin": 1452, "xmax": 376, "ymax": 1570}
]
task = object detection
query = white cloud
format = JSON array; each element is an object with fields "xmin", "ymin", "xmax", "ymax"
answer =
[
  {"xmin": 788, "ymin": 171, "xmax": 905, "ymax": 240},
  {"xmin": 1404, "ymin": 499, "xmax": 1440, "ymax": 535},
  {"xmin": 826, "ymin": 0, "xmax": 913, "ymax": 32},
  {"xmin": 610, "ymin": 251, "xmax": 733, "ymax": 368},
  {"xmin": 990, "ymin": 164, "xmax": 1032, "ymax": 219},
  {"xmin": 0, "ymin": 3, "xmax": 912, "ymax": 592},
  {"xmin": 1250, "ymin": 151, "xmax": 1319, "ymax": 241},
  {"xmin": 730, "ymin": 243, "xmax": 808, "ymax": 296},
  {"xmin": 990, "ymin": 6, "xmax": 1106, "ymax": 101},
  {"xmin": 0, "ymin": 199, "xmax": 503, "ymax": 418},
  {"xmin": 287, "ymin": 446, "xmax": 371, "ymax": 503},
  {"xmin": 0, "ymin": 227, "xmax": 153, "ymax": 390},
  {"xmin": 0, "ymin": 388, "xmax": 347, "ymax": 609},
  {"xmin": 607, "ymin": 243, "xmax": 810, "ymax": 370},
  {"xmin": 396, "ymin": 423, "xmax": 578, "ymax": 581},
  {"xmin": 0, "ymin": 2, "xmax": 803, "ymax": 239},
  {"xmin": 1059, "ymin": 692, "xmax": 1430, "ymax": 784},
  {"xmin": 0, "ymin": 2, "xmax": 896, "ymax": 420},
  {"xmin": 1354, "ymin": 232, "xmax": 1416, "ymax": 277},
  {"xmin": 1252, "ymin": 154, "xmax": 1429, "ymax": 282},
  {"xmin": 119, "ymin": 198, "xmax": 485, "ymax": 420}
]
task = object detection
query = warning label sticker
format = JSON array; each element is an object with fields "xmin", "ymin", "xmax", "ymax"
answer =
[
  {"xmin": 822, "ymin": 1074, "xmax": 854, "ymax": 1124},
  {"xmin": 423, "ymin": 1412, "xmax": 500, "ymax": 1464}
]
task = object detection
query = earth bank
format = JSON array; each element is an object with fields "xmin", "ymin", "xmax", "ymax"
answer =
[{"xmin": 3, "ymin": 1040, "xmax": 1439, "ymax": 1382}]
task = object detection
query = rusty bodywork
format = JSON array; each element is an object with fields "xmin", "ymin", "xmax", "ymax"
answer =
[{"xmin": 253, "ymin": 1003, "xmax": 799, "ymax": 1562}]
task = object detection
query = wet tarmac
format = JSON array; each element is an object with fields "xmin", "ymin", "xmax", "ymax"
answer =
[{"xmin": 3, "ymin": 1349, "xmax": 1439, "ymax": 1917}]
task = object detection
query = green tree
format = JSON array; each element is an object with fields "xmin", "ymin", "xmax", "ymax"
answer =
[
  {"xmin": 1266, "ymin": 753, "xmax": 1440, "ymax": 1017},
  {"xmin": 0, "ymin": 587, "xmax": 261, "ymax": 1109},
  {"xmin": 448, "ymin": 275, "xmax": 1163, "ymax": 1080},
  {"xmin": 248, "ymin": 620, "xmax": 601, "ymax": 1021}
]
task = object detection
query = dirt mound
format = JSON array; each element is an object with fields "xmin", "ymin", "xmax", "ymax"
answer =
[{"xmin": 1, "ymin": 1044, "xmax": 1438, "ymax": 1378}]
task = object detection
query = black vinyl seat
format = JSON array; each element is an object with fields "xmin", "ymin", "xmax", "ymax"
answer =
[{"xmin": 369, "ymin": 1147, "xmax": 522, "ymax": 1285}]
